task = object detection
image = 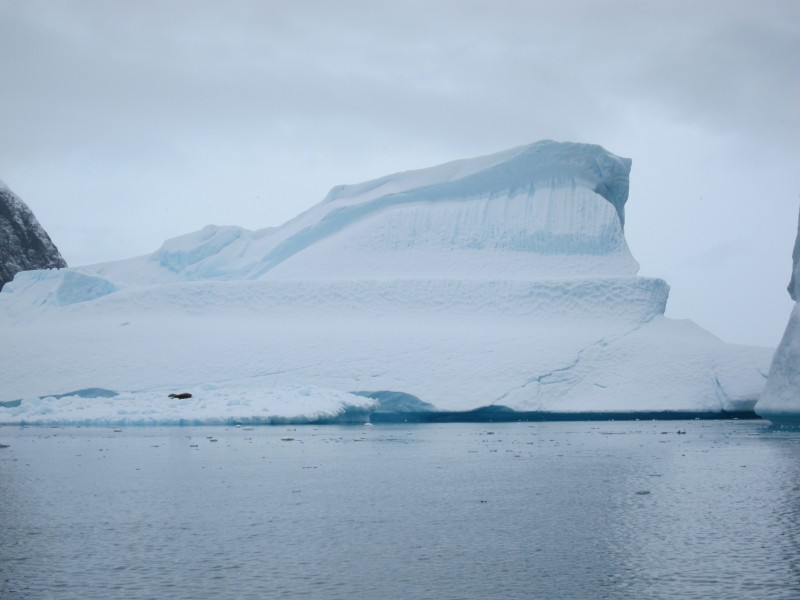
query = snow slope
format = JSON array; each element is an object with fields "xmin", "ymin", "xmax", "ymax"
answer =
[
  {"xmin": 755, "ymin": 207, "xmax": 800, "ymax": 425},
  {"xmin": 0, "ymin": 141, "xmax": 771, "ymax": 425}
]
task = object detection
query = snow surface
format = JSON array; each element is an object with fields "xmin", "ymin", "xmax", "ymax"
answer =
[
  {"xmin": 0, "ymin": 141, "xmax": 772, "ymax": 425},
  {"xmin": 0, "ymin": 384, "xmax": 375, "ymax": 426},
  {"xmin": 756, "ymin": 207, "xmax": 800, "ymax": 425}
]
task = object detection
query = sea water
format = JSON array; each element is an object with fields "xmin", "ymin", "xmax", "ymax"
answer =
[{"xmin": 1, "ymin": 421, "xmax": 799, "ymax": 599}]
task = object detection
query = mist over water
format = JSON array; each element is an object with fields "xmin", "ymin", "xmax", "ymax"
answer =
[{"xmin": 1, "ymin": 421, "xmax": 799, "ymax": 599}]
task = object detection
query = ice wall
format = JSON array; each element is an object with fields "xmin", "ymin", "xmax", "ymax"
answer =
[{"xmin": 756, "ymin": 208, "xmax": 800, "ymax": 424}]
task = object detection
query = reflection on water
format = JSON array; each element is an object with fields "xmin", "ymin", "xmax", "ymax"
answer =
[
  {"xmin": 1, "ymin": 421, "xmax": 799, "ymax": 599},
  {"xmin": 772, "ymin": 429, "xmax": 800, "ymax": 596},
  {"xmin": 603, "ymin": 424, "xmax": 800, "ymax": 599}
]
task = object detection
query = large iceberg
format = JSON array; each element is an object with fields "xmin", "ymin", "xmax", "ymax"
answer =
[
  {"xmin": 0, "ymin": 141, "xmax": 771, "ymax": 425},
  {"xmin": 755, "ymin": 208, "xmax": 800, "ymax": 425}
]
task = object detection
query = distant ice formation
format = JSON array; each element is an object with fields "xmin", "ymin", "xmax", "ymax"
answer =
[
  {"xmin": 755, "ymin": 208, "xmax": 800, "ymax": 425},
  {"xmin": 0, "ymin": 141, "xmax": 771, "ymax": 425}
]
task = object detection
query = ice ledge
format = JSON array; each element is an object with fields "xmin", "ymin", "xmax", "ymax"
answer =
[{"xmin": 16, "ymin": 277, "xmax": 669, "ymax": 324}]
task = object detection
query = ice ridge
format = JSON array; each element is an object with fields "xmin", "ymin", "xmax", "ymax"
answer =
[{"xmin": 252, "ymin": 141, "xmax": 631, "ymax": 276}]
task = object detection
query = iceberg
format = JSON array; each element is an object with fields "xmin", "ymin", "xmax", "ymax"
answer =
[
  {"xmin": 755, "ymin": 208, "xmax": 800, "ymax": 425},
  {"xmin": 0, "ymin": 141, "xmax": 772, "ymax": 425}
]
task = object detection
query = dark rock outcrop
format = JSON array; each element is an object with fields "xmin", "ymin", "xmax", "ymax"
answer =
[{"xmin": 0, "ymin": 180, "xmax": 67, "ymax": 290}]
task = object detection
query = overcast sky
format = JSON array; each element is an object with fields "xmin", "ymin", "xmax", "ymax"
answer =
[{"xmin": 1, "ymin": 0, "xmax": 798, "ymax": 347}]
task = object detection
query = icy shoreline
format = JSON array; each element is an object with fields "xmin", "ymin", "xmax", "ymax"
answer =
[
  {"xmin": 0, "ymin": 412, "xmax": 763, "ymax": 427},
  {"xmin": 0, "ymin": 391, "xmax": 763, "ymax": 428}
]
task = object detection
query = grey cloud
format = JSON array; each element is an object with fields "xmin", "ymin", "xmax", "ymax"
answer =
[{"xmin": 0, "ymin": 0, "xmax": 798, "ymax": 347}]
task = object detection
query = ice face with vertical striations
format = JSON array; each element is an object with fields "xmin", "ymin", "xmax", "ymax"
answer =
[
  {"xmin": 756, "ymin": 208, "xmax": 800, "ymax": 425},
  {"xmin": 0, "ymin": 141, "xmax": 772, "ymax": 425},
  {"xmin": 248, "ymin": 140, "xmax": 638, "ymax": 280}
]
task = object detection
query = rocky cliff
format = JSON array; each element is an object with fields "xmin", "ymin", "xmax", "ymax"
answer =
[{"xmin": 0, "ymin": 181, "xmax": 66, "ymax": 290}]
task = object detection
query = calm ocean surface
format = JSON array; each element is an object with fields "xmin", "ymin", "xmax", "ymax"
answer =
[{"xmin": 1, "ymin": 420, "xmax": 799, "ymax": 599}]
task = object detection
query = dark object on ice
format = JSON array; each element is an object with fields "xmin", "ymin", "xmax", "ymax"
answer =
[
  {"xmin": 168, "ymin": 393, "xmax": 192, "ymax": 399},
  {"xmin": 0, "ymin": 443, "xmax": 9, "ymax": 449},
  {"xmin": 0, "ymin": 180, "xmax": 67, "ymax": 291}
]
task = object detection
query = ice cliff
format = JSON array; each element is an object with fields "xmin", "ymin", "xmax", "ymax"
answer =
[
  {"xmin": 755, "ymin": 207, "xmax": 800, "ymax": 425},
  {"xmin": 0, "ymin": 141, "xmax": 772, "ymax": 425},
  {"xmin": 0, "ymin": 180, "xmax": 66, "ymax": 290}
]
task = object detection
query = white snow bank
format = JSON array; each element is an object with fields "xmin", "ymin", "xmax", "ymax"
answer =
[{"xmin": 0, "ymin": 384, "xmax": 375, "ymax": 426}]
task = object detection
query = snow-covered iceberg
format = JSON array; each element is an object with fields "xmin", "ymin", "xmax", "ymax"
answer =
[
  {"xmin": 0, "ymin": 141, "xmax": 771, "ymax": 425},
  {"xmin": 755, "ymin": 208, "xmax": 800, "ymax": 425}
]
